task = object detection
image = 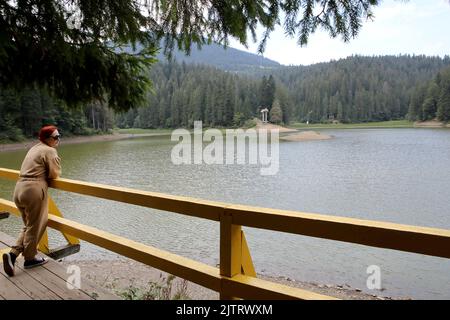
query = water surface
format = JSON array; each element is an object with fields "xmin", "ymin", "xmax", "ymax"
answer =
[{"xmin": 1, "ymin": 128, "xmax": 449, "ymax": 299}]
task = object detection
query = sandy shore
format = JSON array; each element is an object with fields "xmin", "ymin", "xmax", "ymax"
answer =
[
  {"xmin": 60, "ymin": 257, "xmax": 406, "ymax": 300},
  {"xmin": 254, "ymin": 120, "xmax": 333, "ymax": 141},
  {"xmin": 254, "ymin": 119, "xmax": 298, "ymax": 133},
  {"xmin": 281, "ymin": 131, "xmax": 333, "ymax": 141},
  {"xmin": 414, "ymin": 120, "xmax": 450, "ymax": 128},
  {"xmin": 0, "ymin": 133, "xmax": 166, "ymax": 153}
]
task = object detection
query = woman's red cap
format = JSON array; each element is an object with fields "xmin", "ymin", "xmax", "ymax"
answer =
[{"xmin": 39, "ymin": 125, "xmax": 58, "ymax": 142}]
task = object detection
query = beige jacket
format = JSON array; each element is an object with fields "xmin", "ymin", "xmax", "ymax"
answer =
[{"xmin": 19, "ymin": 142, "xmax": 61, "ymax": 180}]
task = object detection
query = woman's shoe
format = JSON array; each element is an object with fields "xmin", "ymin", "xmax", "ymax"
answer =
[
  {"xmin": 24, "ymin": 257, "xmax": 48, "ymax": 269},
  {"xmin": 2, "ymin": 252, "xmax": 17, "ymax": 276}
]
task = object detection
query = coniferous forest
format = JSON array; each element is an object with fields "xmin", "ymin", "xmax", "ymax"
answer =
[{"xmin": 1, "ymin": 52, "xmax": 450, "ymax": 142}]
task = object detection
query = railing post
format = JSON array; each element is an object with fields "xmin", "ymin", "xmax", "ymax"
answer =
[
  {"xmin": 220, "ymin": 212, "xmax": 242, "ymax": 300},
  {"xmin": 48, "ymin": 196, "xmax": 80, "ymax": 246},
  {"xmin": 241, "ymin": 231, "xmax": 256, "ymax": 277},
  {"xmin": 42, "ymin": 196, "xmax": 80, "ymax": 259}
]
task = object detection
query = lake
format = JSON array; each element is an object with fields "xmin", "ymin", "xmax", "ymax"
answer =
[{"xmin": 1, "ymin": 128, "xmax": 449, "ymax": 299}]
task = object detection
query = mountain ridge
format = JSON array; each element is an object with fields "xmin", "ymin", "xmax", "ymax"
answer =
[{"xmin": 156, "ymin": 43, "xmax": 281, "ymax": 72}]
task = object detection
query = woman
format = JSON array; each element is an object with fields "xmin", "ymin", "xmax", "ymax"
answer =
[{"xmin": 2, "ymin": 125, "xmax": 61, "ymax": 277}]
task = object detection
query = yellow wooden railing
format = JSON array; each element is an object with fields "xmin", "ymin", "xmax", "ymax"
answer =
[{"xmin": 1, "ymin": 167, "xmax": 450, "ymax": 299}]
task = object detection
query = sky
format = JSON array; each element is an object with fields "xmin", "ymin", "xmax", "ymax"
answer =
[{"xmin": 230, "ymin": 0, "xmax": 450, "ymax": 66}]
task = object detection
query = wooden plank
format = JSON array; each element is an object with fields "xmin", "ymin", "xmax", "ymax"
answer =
[
  {"xmin": 13, "ymin": 257, "xmax": 92, "ymax": 300},
  {"xmin": 0, "ymin": 168, "xmax": 18, "ymax": 181},
  {"xmin": 0, "ymin": 266, "xmax": 61, "ymax": 300},
  {"xmin": 0, "ymin": 244, "xmax": 61, "ymax": 300},
  {"xmin": 47, "ymin": 244, "xmax": 81, "ymax": 260},
  {"xmin": 0, "ymin": 212, "xmax": 9, "ymax": 219},
  {"xmin": 227, "ymin": 205, "xmax": 450, "ymax": 259},
  {"xmin": 222, "ymin": 274, "xmax": 338, "ymax": 300},
  {"xmin": 0, "ymin": 232, "xmax": 118, "ymax": 300},
  {"xmin": 220, "ymin": 214, "xmax": 242, "ymax": 278},
  {"xmin": 3, "ymin": 168, "xmax": 450, "ymax": 258},
  {"xmin": 41, "ymin": 261, "xmax": 120, "ymax": 300},
  {"xmin": 0, "ymin": 242, "xmax": 61, "ymax": 300},
  {"xmin": 4, "ymin": 194, "xmax": 450, "ymax": 259},
  {"xmin": 219, "ymin": 214, "xmax": 242, "ymax": 300},
  {"xmin": 45, "ymin": 216, "xmax": 332, "ymax": 300},
  {"xmin": 51, "ymin": 178, "xmax": 223, "ymax": 221},
  {"xmin": 0, "ymin": 272, "xmax": 32, "ymax": 300},
  {"xmin": 45, "ymin": 214, "xmax": 223, "ymax": 292},
  {"xmin": 0, "ymin": 199, "xmax": 20, "ymax": 218},
  {"xmin": 1, "ymin": 218, "xmax": 335, "ymax": 300},
  {"xmin": 48, "ymin": 196, "xmax": 80, "ymax": 245},
  {"xmin": 0, "ymin": 230, "xmax": 17, "ymax": 246},
  {"xmin": 2, "ymin": 168, "xmax": 450, "ymax": 258}
]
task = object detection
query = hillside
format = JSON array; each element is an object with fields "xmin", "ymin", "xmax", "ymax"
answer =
[
  {"xmin": 2, "ymin": 54, "xmax": 450, "ymax": 141},
  {"xmin": 115, "ymin": 55, "xmax": 450, "ymax": 129},
  {"xmin": 269, "ymin": 55, "xmax": 450, "ymax": 123},
  {"xmin": 156, "ymin": 43, "xmax": 281, "ymax": 72}
]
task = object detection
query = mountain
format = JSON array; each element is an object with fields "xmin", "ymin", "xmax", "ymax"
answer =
[{"xmin": 156, "ymin": 43, "xmax": 281, "ymax": 72}]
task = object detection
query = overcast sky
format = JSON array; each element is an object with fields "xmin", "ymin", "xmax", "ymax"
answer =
[{"xmin": 230, "ymin": 0, "xmax": 450, "ymax": 66}]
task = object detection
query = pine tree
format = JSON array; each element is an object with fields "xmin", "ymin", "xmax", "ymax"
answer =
[
  {"xmin": 437, "ymin": 90, "xmax": 450, "ymax": 122},
  {"xmin": 437, "ymin": 68, "xmax": 450, "ymax": 122},
  {"xmin": 0, "ymin": 1, "xmax": 381, "ymax": 111},
  {"xmin": 260, "ymin": 75, "xmax": 276, "ymax": 109},
  {"xmin": 422, "ymin": 81, "xmax": 440, "ymax": 120},
  {"xmin": 269, "ymin": 99, "xmax": 283, "ymax": 124},
  {"xmin": 408, "ymin": 84, "xmax": 427, "ymax": 121}
]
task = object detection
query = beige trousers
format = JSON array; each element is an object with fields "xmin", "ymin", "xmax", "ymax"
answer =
[{"xmin": 10, "ymin": 179, "xmax": 48, "ymax": 260}]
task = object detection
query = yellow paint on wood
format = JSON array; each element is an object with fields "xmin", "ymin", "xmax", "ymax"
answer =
[
  {"xmin": 46, "ymin": 214, "xmax": 222, "ymax": 292},
  {"xmin": 2, "ymin": 167, "xmax": 450, "ymax": 299},
  {"xmin": 241, "ymin": 231, "xmax": 256, "ymax": 277},
  {"xmin": 222, "ymin": 274, "xmax": 338, "ymax": 300},
  {"xmin": 48, "ymin": 196, "xmax": 79, "ymax": 245},
  {"xmin": 219, "ymin": 214, "xmax": 243, "ymax": 300},
  {"xmin": 0, "ymin": 247, "xmax": 10, "ymax": 257},
  {"xmin": 2, "ymin": 168, "xmax": 449, "ymax": 258},
  {"xmin": 220, "ymin": 214, "xmax": 242, "ymax": 277}
]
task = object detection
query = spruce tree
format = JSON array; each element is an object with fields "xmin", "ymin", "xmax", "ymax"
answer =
[
  {"xmin": 0, "ymin": 0, "xmax": 381, "ymax": 111},
  {"xmin": 269, "ymin": 99, "xmax": 283, "ymax": 124},
  {"xmin": 422, "ymin": 82, "xmax": 440, "ymax": 120},
  {"xmin": 437, "ymin": 68, "xmax": 450, "ymax": 122}
]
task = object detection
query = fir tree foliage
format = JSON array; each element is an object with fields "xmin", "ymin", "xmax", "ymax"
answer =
[{"xmin": 0, "ymin": 0, "xmax": 380, "ymax": 110}]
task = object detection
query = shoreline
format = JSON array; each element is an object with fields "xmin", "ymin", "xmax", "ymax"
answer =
[
  {"xmin": 0, "ymin": 132, "xmax": 167, "ymax": 153},
  {"xmin": 281, "ymin": 131, "xmax": 333, "ymax": 141},
  {"xmin": 4, "ymin": 120, "xmax": 447, "ymax": 153},
  {"xmin": 60, "ymin": 258, "xmax": 408, "ymax": 300}
]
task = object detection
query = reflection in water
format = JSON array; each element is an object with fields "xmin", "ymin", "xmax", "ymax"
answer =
[{"xmin": 1, "ymin": 129, "xmax": 450, "ymax": 299}]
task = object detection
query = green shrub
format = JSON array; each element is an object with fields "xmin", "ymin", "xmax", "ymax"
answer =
[{"xmin": 119, "ymin": 274, "xmax": 190, "ymax": 300}]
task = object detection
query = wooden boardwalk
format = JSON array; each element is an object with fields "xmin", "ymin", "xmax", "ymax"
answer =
[{"xmin": 0, "ymin": 231, "xmax": 120, "ymax": 300}]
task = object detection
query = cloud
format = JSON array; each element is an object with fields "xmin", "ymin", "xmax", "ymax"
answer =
[{"xmin": 230, "ymin": 0, "xmax": 450, "ymax": 65}]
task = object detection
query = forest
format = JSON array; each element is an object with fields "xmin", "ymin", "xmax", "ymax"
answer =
[{"xmin": 1, "ymin": 54, "xmax": 450, "ymax": 142}]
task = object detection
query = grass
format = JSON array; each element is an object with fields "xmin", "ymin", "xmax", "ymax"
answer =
[
  {"xmin": 118, "ymin": 274, "xmax": 190, "ymax": 300},
  {"xmin": 287, "ymin": 120, "xmax": 414, "ymax": 129}
]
